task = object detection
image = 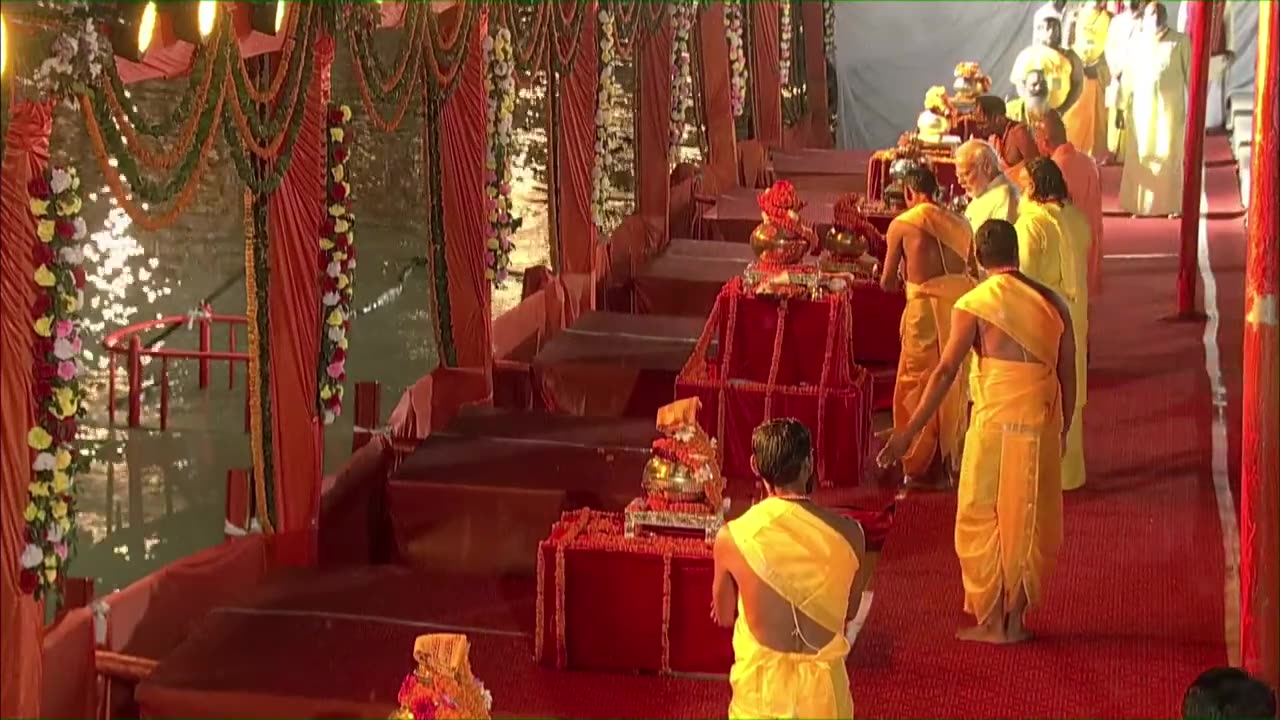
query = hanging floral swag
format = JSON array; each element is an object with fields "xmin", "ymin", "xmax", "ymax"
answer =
[
  {"xmin": 667, "ymin": 2, "xmax": 697, "ymax": 167},
  {"xmin": 591, "ymin": 7, "xmax": 620, "ymax": 234},
  {"xmin": 725, "ymin": 2, "xmax": 748, "ymax": 118},
  {"xmin": 779, "ymin": 1, "xmax": 794, "ymax": 83},
  {"xmin": 483, "ymin": 26, "xmax": 520, "ymax": 286},
  {"xmin": 23, "ymin": 166, "xmax": 89, "ymax": 599},
  {"xmin": 822, "ymin": 0, "xmax": 836, "ymax": 64},
  {"xmin": 319, "ymin": 104, "xmax": 356, "ymax": 425}
]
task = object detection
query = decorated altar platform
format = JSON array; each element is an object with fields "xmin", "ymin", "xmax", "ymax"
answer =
[
  {"xmin": 771, "ymin": 148, "xmax": 872, "ymax": 194},
  {"xmin": 706, "ymin": 187, "xmax": 896, "ymax": 246}
]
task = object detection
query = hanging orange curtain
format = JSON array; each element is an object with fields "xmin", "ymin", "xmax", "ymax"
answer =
[
  {"xmin": 750, "ymin": 0, "xmax": 783, "ymax": 148},
  {"xmin": 438, "ymin": 11, "xmax": 492, "ymax": 369},
  {"xmin": 698, "ymin": 2, "xmax": 738, "ymax": 190},
  {"xmin": 0, "ymin": 100, "xmax": 51, "ymax": 720},
  {"xmin": 554, "ymin": 3, "xmax": 599, "ymax": 279},
  {"xmin": 800, "ymin": 0, "xmax": 832, "ymax": 149},
  {"xmin": 637, "ymin": 10, "xmax": 674, "ymax": 244},
  {"xmin": 265, "ymin": 37, "xmax": 335, "ymax": 566}
]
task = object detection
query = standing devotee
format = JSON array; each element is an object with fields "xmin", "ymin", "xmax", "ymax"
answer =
[
  {"xmin": 714, "ymin": 419, "xmax": 868, "ymax": 719},
  {"xmin": 1104, "ymin": 0, "xmax": 1148, "ymax": 163},
  {"xmin": 1011, "ymin": 17, "xmax": 1078, "ymax": 115},
  {"xmin": 882, "ymin": 168, "xmax": 976, "ymax": 487},
  {"xmin": 956, "ymin": 140, "xmax": 1020, "ymax": 233},
  {"xmin": 1033, "ymin": 0, "xmax": 1070, "ymax": 43},
  {"xmin": 1177, "ymin": 1, "xmax": 1234, "ymax": 129},
  {"xmin": 1064, "ymin": 0, "xmax": 1111, "ymax": 158},
  {"xmin": 1119, "ymin": 2, "xmax": 1190, "ymax": 217},
  {"xmin": 1015, "ymin": 158, "xmax": 1090, "ymax": 491},
  {"xmin": 974, "ymin": 95, "xmax": 1040, "ymax": 190},
  {"xmin": 878, "ymin": 219, "xmax": 1076, "ymax": 644},
  {"xmin": 1006, "ymin": 69, "xmax": 1052, "ymax": 126},
  {"xmin": 1035, "ymin": 110, "xmax": 1103, "ymax": 297}
]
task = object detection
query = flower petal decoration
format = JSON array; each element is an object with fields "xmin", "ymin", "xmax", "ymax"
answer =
[
  {"xmin": 482, "ymin": 25, "xmax": 519, "ymax": 287},
  {"xmin": 318, "ymin": 109, "xmax": 356, "ymax": 425}
]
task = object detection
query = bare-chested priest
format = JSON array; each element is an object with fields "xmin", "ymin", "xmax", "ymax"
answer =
[
  {"xmin": 714, "ymin": 419, "xmax": 869, "ymax": 718},
  {"xmin": 882, "ymin": 168, "xmax": 975, "ymax": 487},
  {"xmin": 879, "ymin": 219, "xmax": 1076, "ymax": 644}
]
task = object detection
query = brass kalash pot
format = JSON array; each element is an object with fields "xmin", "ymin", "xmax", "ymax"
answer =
[
  {"xmin": 822, "ymin": 226, "xmax": 870, "ymax": 260},
  {"xmin": 641, "ymin": 455, "xmax": 706, "ymax": 502},
  {"xmin": 750, "ymin": 180, "xmax": 814, "ymax": 266},
  {"xmin": 750, "ymin": 220, "xmax": 811, "ymax": 266}
]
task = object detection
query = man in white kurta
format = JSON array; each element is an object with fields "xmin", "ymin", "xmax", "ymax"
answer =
[
  {"xmin": 1103, "ymin": 0, "xmax": 1146, "ymax": 162},
  {"xmin": 1177, "ymin": 0, "xmax": 1233, "ymax": 129},
  {"xmin": 1118, "ymin": 3, "xmax": 1190, "ymax": 217}
]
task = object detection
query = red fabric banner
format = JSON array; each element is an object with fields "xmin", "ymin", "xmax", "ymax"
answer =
[
  {"xmin": 800, "ymin": 0, "xmax": 832, "ymax": 149},
  {"xmin": 750, "ymin": 1, "xmax": 783, "ymax": 148},
  {"xmin": 438, "ymin": 12, "xmax": 492, "ymax": 370},
  {"xmin": 637, "ymin": 11, "xmax": 674, "ymax": 244},
  {"xmin": 555, "ymin": 4, "xmax": 600, "ymax": 279},
  {"xmin": 0, "ymin": 100, "xmax": 51, "ymax": 720},
  {"xmin": 697, "ymin": 3, "xmax": 739, "ymax": 191},
  {"xmin": 265, "ymin": 37, "xmax": 334, "ymax": 565}
]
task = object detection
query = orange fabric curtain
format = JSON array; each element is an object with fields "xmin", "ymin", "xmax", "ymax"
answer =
[
  {"xmin": 698, "ymin": 3, "xmax": 739, "ymax": 190},
  {"xmin": 0, "ymin": 100, "xmax": 51, "ymax": 720},
  {"xmin": 264, "ymin": 38, "xmax": 334, "ymax": 565},
  {"xmin": 554, "ymin": 4, "xmax": 600, "ymax": 279},
  {"xmin": 438, "ymin": 12, "xmax": 492, "ymax": 370},
  {"xmin": 800, "ymin": 0, "xmax": 832, "ymax": 149},
  {"xmin": 750, "ymin": 1, "xmax": 783, "ymax": 148},
  {"xmin": 637, "ymin": 10, "xmax": 674, "ymax": 243}
]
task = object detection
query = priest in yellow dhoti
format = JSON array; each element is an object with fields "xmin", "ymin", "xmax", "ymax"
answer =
[
  {"xmin": 879, "ymin": 219, "xmax": 1078, "ymax": 644},
  {"xmin": 882, "ymin": 167, "xmax": 976, "ymax": 485},
  {"xmin": 1119, "ymin": 2, "xmax": 1190, "ymax": 217},
  {"xmin": 713, "ymin": 419, "xmax": 868, "ymax": 718},
  {"xmin": 1064, "ymin": 0, "xmax": 1111, "ymax": 158},
  {"xmin": 1015, "ymin": 158, "xmax": 1090, "ymax": 491}
]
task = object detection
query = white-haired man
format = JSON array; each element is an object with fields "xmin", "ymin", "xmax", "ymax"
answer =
[{"xmin": 956, "ymin": 140, "xmax": 1021, "ymax": 235}]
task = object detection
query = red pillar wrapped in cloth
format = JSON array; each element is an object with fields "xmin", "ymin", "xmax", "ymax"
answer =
[
  {"xmin": 1175, "ymin": 0, "xmax": 1212, "ymax": 317},
  {"xmin": 1240, "ymin": 0, "xmax": 1279, "ymax": 691},
  {"xmin": 263, "ymin": 36, "xmax": 335, "ymax": 567},
  {"xmin": 800, "ymin": 0, "xmax": 833, "ymax": 149},
  {"xmin": 551, "ymin": 2, "xmax": 600, "ymax": 281},
  {"xmin": 636, "ymin": 5, "xmax": 674, "ymax": 247},
  {"xmin": 0, "ymin": 100, "xmax": 52, "ymax": 720},
  {"xmin": 750, "ymin": 1, "xmax": 784, "ymax": 148},
  {"xmin": 697, "ymin": 2, "xmax": 739, "ymax": 191}
]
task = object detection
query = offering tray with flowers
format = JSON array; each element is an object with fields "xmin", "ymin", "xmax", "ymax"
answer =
[{"xmin": 627, "ymin": 399, "xmax": 728, "ymax": 543}]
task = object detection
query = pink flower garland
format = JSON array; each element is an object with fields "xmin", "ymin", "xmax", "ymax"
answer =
[
  {"xmin": 23, "ymin": 165, "xmax": 89, "ymax": 598},
  {"xmin": 318, "ymin": 104, "xmax": 355, "ymax": 425}
]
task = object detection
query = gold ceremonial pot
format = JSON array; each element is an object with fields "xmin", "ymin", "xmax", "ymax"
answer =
[{"xmin": 642, "ymin": 455, "xmax": 706, "ymax": 502}]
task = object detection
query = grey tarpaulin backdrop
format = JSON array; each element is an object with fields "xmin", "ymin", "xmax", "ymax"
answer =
[{"xmin": 832, "ymin": 1, "xmax": 1258, "ymax": 151}]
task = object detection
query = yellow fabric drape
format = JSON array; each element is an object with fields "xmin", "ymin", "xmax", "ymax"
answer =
[
  {"xmin": 953, "ymin": 275, "xmax": 1065, "ymax": 625},
  {"xmin": 964, "ymin": 178, "xmax": 1020, "ymax": 233},
  {"xmin": 728, "ymin": 498, "xmax": 857, "ymax": 719}
]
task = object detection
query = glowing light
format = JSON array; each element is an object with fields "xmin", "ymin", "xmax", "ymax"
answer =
[
  {"xmin": 1, "ymin": 14, "xmax": 7, "ymax": 76},
  {"xmin": 275, "ymin": 2, "xmax": 287, "ymax": 32},
  {"xmin": 197, "ymin": 1, "xmax": 217, "ymax": 38},
  {"xmin": 139, "ymin": 3, "xmax": 158, "ymax": 54}
]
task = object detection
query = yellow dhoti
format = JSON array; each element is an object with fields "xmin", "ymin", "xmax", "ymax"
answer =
[
  {"xmin": 728, "ymin": 498, "xmax": 858, "ymax": 719},
  {"xmin": 1064, "ymin": 76, "xmax": 1108, "ymax": 158},
  {"xmin": 1061, "ymin": 293, "xmax": 1088, "ymax": 491},
  {"xmin": 954, "ymin": 275, "xmax": 1065, "ymax": 625}
]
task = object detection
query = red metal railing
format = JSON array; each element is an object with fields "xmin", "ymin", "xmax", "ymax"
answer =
[{"xmin": 102, "ymin": 310, "xmax": 249, "ymax": 431}]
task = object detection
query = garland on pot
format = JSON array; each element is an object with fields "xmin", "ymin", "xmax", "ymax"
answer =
[
  {"xmin": 725, "ymin": 1, "xmax": 748, "ymax": 118},
  {"xmin": 822, "ymin": 0, "xmax": 836, "ymax": 64},
  {"xmin": 591, "ymin": 7, "xmax": 621, "ymax": 235},
  {"xmin": 483, "ymin": 26, "xmax": 519, "ymax": 286},
  {"xmin": 667, "ymin": 1, "xmax": 698, "ymax": 167},
  {"xmin": 23, "ymin": 166, "xmax": 89, "ymax": 599},
  {"xmin": 318, "ymin": 104, "xmax": 355, "ymax": 425}
]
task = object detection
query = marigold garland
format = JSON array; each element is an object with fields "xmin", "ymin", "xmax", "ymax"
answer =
[
  {"xmin": 757, "ymin": 180, "xmax": 816, "ymax": 244},
  {"xmin": 318, "ymin": 104, "xmax": 355, "ymax": 425},
  {"xmin": 23, "ymin": 166, "xmax": 89, "ymax": 599},
  {"xmin": 725, "ymin": 1, "xmax": 748, "ymax": 118},
  {"xmin": 667, "ymin": 1, "xmax": 698, "ymax": 167},
  {"xmin": 483, "ymin": 27, "xmax": 519, "ymax": 286}
]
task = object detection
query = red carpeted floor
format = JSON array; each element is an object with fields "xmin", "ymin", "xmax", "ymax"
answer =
[{"xmin": 138, "ymin": 141, "xmax": 1246, "ymax": 719}]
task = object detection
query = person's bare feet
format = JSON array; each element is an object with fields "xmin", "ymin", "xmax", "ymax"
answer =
[
  {"xmin": 1004, "ymin": 624, "xmax": 1033, "ymax": 643},
  {"xmin": 956, "ymin": 624, "xmax": 1009, "ymax": 644}
]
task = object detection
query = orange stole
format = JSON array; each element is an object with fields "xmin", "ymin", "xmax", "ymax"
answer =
[{"xmin": 953, "ymin": 275, "xmax": 1065, "ymax": 625}]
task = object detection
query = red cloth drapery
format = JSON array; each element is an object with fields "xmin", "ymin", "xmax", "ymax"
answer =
[
  {"xmin": 438, "ymin": 12, "xmax": 491, "ymax": 370},
  {"xmin": 265, "ymin": 37, "xmax": 334, "ymax": 565},
  {"xmin": 1241, "ymin": 0, "xmax": 1279, "ymax": 691},
  {"xmin": 637, "ymin": 10, "xmax": 674, "ymax": 244},
  {"xmin": 0, "ymin": 100, "xmax": 52, "ymax": 720},
  {"xmin": 800, "ymin": 0, "xmax": 832, "ymax": 149},
  {"xmin": 697, "ymin": 3, "xmax": 739, "ymax": 191},
  {"xmin": 554, "ymin": 4, "xmax": 599, "ymax": 279},
  {"xmin": 750, "ymin": 1, "xmax": 783, "ymax": 148}
]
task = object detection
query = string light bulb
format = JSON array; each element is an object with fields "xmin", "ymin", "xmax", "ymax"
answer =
[
  {"xmin": 1, "ymin": 14, "xmax": 7, "ymax": 77},
  {"xmin": 197, "ymin": 1, "xmax": 217, "ymax": 38},
  {"xmin": 275, "ymin": 1, "xmax": 286, "ymax": 32},
  {"xmin": 138, "ymin": 3, "xmax": 158, "ymax": 53}
]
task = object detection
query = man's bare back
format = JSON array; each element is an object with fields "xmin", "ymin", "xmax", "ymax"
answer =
[
  {"xmin": 970, "ymin": 271, "xmax": 1072, "ymax": 362},
  {"xmin": 883, "ymin": 217, "xmax": 969, "ymax": 290}
]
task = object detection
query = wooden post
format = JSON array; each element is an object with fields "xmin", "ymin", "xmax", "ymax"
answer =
[
  {"xmin": 352, "ymin": 381, "xmax": 381, "ymax": 452},
  {"xmin": 197, "ymin": 310, "xmax": 211, "ymax": 388},
  {"xmin": 1176, "ymin": 0, "xmax": 1212, "ymax": 318},
  {"xmin": 1240, "ymin": 0, "xmax": 1279, "ymax": 691},
  {"xmin": 127, "ymin": 336, "xmax": 142, "ymax": 428}
]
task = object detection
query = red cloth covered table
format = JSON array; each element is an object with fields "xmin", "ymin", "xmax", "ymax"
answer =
[
  {"xmin": 677, "ymin": 279, "xmax": 875, "ymax": 495},
  {"xmin": 705, "ymin": 188, "xmax": 896, "ymax": 247},
  {"xmin": 772, "ymin": 148, "xmax": 871, "ymax": 194},
  {"xmin": 535, "ymin": 510, "xmax": 733, "ymax": 675},
  {"xmin": 532, "ymin": 312, "xmax": 704, "ymax": 417},
  {"xmin": 865, "ymin": 150, "xmax": 962, "ymax": 204},
  {"xmin": 633, "ymin": 240, "xmax": 754, "ymax": 316}
]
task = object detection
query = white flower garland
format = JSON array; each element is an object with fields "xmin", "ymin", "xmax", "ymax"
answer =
[
  {"xmin": 822, "ymin": 0, "xmax": 836, "ymax": 64},
  {"xmin": 319, "ymin": 105, "xmax": 355, "ymax": 426},
  {"xmin": 23, "ymin": 165, "xmax": 89, "ymax": 599},
  {"xmin": 779, "ymin": 1, "xmax": 793, "ymax": 84},
  {"xmin": 667, "ymin": 2, "xmax": 698, "ymax": 167},
  {"xmin": 34, "ymin": 9, "xmax": 109, "ymax": 106},
  {"xmin": 592, "ymin": 8, "xmax": 620, "ymax": 234},
  {"xmin": 483, "ymin": 27, "xmax": 519, "ymax": 286},
  {"xmin": 725, "ymin": 1, "xmax": 748, "ymax": 118}
]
